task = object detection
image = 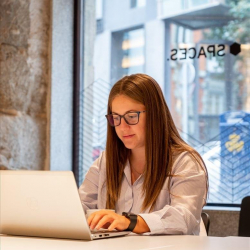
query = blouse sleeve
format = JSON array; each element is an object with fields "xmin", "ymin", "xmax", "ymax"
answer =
[
  {"xmin": 139, "ymin": 152, "xmax": 207, "ymax": 235},
  {"xmin": 78, "ymin": 152, "xmax": 104, "ymax": 212}
]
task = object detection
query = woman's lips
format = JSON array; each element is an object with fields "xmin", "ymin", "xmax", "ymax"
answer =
[{"xmin": 123, "ymin": 134, "xmax": 135, "ymax": 139}]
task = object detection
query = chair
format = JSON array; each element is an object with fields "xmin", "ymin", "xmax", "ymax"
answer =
[
  {"xmin": 238, "ymin": 196, "xmax": 250, "ymax": 237},
  {"xmin": 201, "ymin": 212, "xmax": 210, "ymax": 235}
]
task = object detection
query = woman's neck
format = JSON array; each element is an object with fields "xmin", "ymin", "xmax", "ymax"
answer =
[{"xmin": 130, "ymin": 147, "xmax": 146, "ymax": 174}]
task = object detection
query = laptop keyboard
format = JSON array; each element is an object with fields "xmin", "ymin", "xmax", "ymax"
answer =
[{"xmin": 91, "ymin": 229, "xmax": 118, "ymax": 234}]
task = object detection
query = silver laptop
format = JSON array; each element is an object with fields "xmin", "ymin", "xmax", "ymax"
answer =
[{"xmin": 0, "ymin": 170, "xmax": 129, "ymax": 240}]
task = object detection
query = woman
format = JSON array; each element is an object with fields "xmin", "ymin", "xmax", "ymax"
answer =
[{"xmin": 79, "ymin": 73, "xmax": 208, "ymax": 235}]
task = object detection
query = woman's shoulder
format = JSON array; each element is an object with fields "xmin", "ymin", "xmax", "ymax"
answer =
[
  {"xmin": 172, "ymin": 150, "xmax": 205, "ymax": 175},
  {"xmin": 88, "ymin": 150, "xmax": 107, "ymax": 174}
]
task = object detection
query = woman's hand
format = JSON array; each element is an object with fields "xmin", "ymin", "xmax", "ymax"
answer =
[{"xmin": 87, "ymin": 210, "xmax": 130, "ymax": 231}]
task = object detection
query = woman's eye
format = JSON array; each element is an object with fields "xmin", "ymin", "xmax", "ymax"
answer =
[{"xmin": 128, "ymin": 115, "xmax": 137, "ymax": 119}]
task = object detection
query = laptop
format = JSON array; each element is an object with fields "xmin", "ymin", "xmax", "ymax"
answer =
[{"xmin": 0, "ymin": 170, "xmax": 129, "ymax": 240}]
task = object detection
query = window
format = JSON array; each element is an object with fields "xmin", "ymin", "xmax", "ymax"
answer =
[
  {"xmin": 131, "ymin": 0, "xmax": 146, "ymax": 8},
  {"xmin": 111, "ymin": 28, "xmax": 145, "ymax": 82},
  {"xmin": 96, "ymin": 0, "xmax": 103, "ymax": 33},
  {"xmin": 166, "ymin": 1, "xmax": 250, "ymax": 205},
  {"xmin": 80, "ymin": 0, "xmax": 250, "ymax": 206}
]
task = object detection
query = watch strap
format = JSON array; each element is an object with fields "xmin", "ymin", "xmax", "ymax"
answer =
[{"xmin": 122, "ymin": 212, "xmax": 138, "ymax": 231}]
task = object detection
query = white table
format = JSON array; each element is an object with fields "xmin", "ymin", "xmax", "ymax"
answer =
[{"xmin": 1, "ymin": 235, "xmax": 249, "ymax": 250}]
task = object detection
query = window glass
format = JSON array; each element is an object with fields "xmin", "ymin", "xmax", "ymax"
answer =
[
  {"xmin": 112, "ymin": 28, "xmax": 145, "ymax": 81},
  {"xmin": 131, "ymin": 0, "xmax": 146, "ymax": 8},
  {"xmin": 82, "ymin": 0, "xmax": 250, "ymax": 205},
  {"xmin": 168, "ymin": 1, "xmax": 250, "ymax": 204}
]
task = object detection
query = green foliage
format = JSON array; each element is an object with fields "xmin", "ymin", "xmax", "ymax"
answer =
[{"xmin": 204, "ymin": 0, "xmax": 250, "ymax": 43}]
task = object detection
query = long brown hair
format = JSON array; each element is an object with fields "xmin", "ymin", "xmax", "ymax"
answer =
[{"xmin": 105, "ymin": 73, "xmax": 208, "ymax": 211}]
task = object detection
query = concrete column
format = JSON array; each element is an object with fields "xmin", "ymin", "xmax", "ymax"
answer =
[
  {"xmin": 145, "ymin": 19, "xmax": 165, "ymax": 89},
  {"xmin": 49, "ymin": 0, "xmax": 74, "ymax": 171}
]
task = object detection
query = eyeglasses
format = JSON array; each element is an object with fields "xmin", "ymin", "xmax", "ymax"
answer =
[{"xmin": 105, "ymin": 111, "xmax": 146, "ymax": 127}]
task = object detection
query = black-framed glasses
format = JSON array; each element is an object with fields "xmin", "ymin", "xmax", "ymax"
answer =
[{"xmin": 105, "ymin": 111, "xmax": 146, "ymax": 127}]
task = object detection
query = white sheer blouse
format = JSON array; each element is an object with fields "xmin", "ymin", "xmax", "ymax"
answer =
[{"xmin": 78, "ymin": 151, "xmax": 207, "ymax": 235}]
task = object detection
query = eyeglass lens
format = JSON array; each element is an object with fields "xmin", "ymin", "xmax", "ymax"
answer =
[{"xmin": 107, "ymin": 112, "xmax": 139, "ymax": 126}]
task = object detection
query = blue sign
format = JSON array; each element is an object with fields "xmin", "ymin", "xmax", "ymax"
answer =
[{"xmin": 219, "ymin": 111, "xmax": 250, "ymax": 203}]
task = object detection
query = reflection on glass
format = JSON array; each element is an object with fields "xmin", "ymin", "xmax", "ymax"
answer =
[
  {"xmin": 82, "ymin": 0, "xmax": 250, "ymax": 205},
  {"xmin": 159, "ymin": 0, "xmax": 225, "ymax": 17},
  {"xmin": 131, "ymin": 0, "xmax": 146, "ymax": 8},
  {"xmin": 112, "ymin": 28, "xmax": 145, "ymax": 80}
]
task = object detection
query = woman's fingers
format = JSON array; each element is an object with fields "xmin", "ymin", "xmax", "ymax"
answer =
[
  {"xmin": 89, "ymin": 213, "xmax": 104, "ymax": 230},
  {"xmin": 87, "ymin": 210, "xmax": 129, "ymax": 231},
  {"xmin": 87, "ymin": 213, "xmax": 95, "ymax": 225},
  {"xmin": 95, "ymin": 215, "xmax": 113, "ymax": 230},
  {"xmin": 101, "ymin": 222, "xmax": 111, "ymax": 229},
  {"xmin": 108, "ymin": 220, "xmax": 119, "ymax": 231}
]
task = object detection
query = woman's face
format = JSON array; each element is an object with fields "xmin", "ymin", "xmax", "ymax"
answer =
[{"xmin": 111, "ymin": 95, "xmax": 146, "ymax": 151}]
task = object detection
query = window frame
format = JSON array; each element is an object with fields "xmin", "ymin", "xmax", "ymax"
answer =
[{"xmin": 73, "ymin": 0, "xmax": 85, "ymax": 187}]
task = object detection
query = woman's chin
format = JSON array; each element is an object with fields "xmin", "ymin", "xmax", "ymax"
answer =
[{"xmin": 122, "ymin": 142, "xmax": 135, "ymax": 150}]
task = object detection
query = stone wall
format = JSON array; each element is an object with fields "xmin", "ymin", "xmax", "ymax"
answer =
[{"xmin": 0, "ymin": 0, "xmax": 50, "ymax": 170}]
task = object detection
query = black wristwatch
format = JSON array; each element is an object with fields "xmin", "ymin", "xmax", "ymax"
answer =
[{"xmin": 122, "ymin": 212, "xmax": 138, "ymax": 231}]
